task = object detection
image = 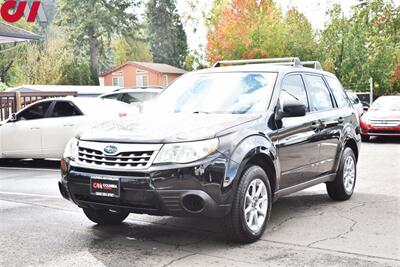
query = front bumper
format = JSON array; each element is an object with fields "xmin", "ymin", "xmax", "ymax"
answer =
[
  {"xmin": 360, "ymin": 124, "xmax": 400, "ymax": 137},
  {"xmin": 59, "ymin": 154, "xmax": 232, "ymax": 218}
]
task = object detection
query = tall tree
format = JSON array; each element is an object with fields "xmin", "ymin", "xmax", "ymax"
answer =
[
  {"xmin": 318, "ymin": 1, "xmax": 399, "ymax": 93},
  {"xmin": 56, "ymin": 0, "xmax": 140, "ymax": 83},
  {"xmin": 112, "ymin": 38, "xmax": 153, "ymax": 65},
  {"xmin": 206, "ymin": 0, "xmax": 286, "ymax": 62},
  {"xmin": 284, "ymin": 8, "xmax": 317, "ymax": 61},
  {"xmin": 146, "ymin": 0, "xmax": 188, "ymax": 68}
]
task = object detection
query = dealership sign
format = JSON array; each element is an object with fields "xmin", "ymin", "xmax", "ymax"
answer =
[{"xmin": 1, "ymin": 1, "xmax": 41, "ymax": 23}]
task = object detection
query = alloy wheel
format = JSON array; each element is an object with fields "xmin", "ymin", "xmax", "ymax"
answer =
[{"xmin": 243, "ymin": 178, "xmax": 268, "ymax": 233}]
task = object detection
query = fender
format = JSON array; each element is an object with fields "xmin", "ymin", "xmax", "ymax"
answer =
[
  {"xmin": 333, "ymin": 120, "xmax": 361, "ymax": 173},
  {"xmin": 223, "ymin": 134, "xmax": 279, "ymax": 191}
]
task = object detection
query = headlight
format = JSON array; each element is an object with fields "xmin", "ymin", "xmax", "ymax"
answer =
[
  {"xmin": 154, "ymin": 138, "xmax": 219, "ymax": 164},
  {"xmin": 63, "ymin": 137, "xmax": 79, "ymax": 160}
]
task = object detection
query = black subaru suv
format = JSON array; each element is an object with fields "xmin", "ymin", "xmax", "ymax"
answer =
[{"xmin": 59, "ymin": 58, "xmax": 361, "ymax": 243}]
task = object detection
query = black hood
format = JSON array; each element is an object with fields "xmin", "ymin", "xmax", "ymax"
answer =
[{"xmin": 79, "ymin": 113, "xmax": 260, "ymax": 143}]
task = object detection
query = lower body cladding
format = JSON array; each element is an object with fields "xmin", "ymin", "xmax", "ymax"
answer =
[{"xmin": 59, "ymin": 156, "xmax": 232, "ymax": 218}]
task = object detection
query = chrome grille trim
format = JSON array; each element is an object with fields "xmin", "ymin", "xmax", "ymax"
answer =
[
  {"xmin": 75, "ymin": 141, "xmax": 162, "ymax": 171},
  {"xmin": 370, "ymin": 119, "xmax": 400, "ymax": 127}
]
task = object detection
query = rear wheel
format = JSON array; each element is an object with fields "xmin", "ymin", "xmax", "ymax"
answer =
[
  {"xmin": 326, "ymin": 147, "xmax": 356, "ymax": 201},
  {"xmin": 361, "ymin": 135, "xmax": 370, "ymax": 142},
  {"xmin": 222, "ymin": 165, "xmax": 272, "ymax": 243},
  {"xmin": 83, "ymin": 207, "xmax": 129, "ymax": 225}
]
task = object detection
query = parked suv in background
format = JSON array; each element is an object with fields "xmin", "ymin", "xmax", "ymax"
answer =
[{"xmin": 59, "ymin": 58, "xmax": 361, "ymax": 243}]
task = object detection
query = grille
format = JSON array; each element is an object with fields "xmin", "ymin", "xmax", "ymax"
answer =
[
  {"xmin": 368, "ymin": 130, "xmax": 400, "ymax": 134},
  {"xmin": 76, "ymin": 141, "xmax": 162, "ymax": 170},
  {"xmin": 370, "ymin": 119, "xmax": 400, "ymax": 127}
]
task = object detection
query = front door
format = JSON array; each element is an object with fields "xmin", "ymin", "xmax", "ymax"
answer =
[
  {"xmin": 2, "ymin": 101, "xmax": 52, "ymax": 158},
  {"xmin": 41, "ymin": 100, "xmax": 85, "ymax": 158},
  {"xmin": 277, "ymin": 74, "xmax": 320, "ymax": 189}
]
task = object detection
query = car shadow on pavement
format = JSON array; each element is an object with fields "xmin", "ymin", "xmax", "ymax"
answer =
[
  {"xmin": 79, "ymin": 190, "xmax": 398, "ymax": 265},
  {"xmin": 0, "ymin": 159, "xmax": 60, "ymax": 169}
]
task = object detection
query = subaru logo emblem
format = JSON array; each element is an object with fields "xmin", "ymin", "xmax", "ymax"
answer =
[{"xmin": 104, "ymin": 145, "xmax": 118, "ymax": 154}]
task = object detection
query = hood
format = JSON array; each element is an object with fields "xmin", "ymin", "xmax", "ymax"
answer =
[
  {"xmin": 80, "ymin": 113, "xmax": 261, "ymax": 143},
  {"xmin": 363, "ymin": 110, "xmax": 400, "ymax": 120}
]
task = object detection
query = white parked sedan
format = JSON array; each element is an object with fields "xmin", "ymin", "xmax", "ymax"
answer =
[{"xmin": 0, "ymin": 97, "xmax": 137, "ymax": 160}]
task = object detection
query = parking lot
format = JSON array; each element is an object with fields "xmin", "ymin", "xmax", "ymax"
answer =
[{"xmin": 0, "ymin": 138, "xmax": 399, "ymax": 266}]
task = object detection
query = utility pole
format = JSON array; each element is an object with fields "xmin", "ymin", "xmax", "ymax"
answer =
[{"xmin": 369, "ymin": 77, "xmax": 373, "ymax": 105}]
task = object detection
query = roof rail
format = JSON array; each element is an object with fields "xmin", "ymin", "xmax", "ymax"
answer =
[
  {"xmin": 212, "ymin": 57, "xmax": 302, "ymax": 68},
  {"xmin": 302, "ymin": 61, "xmax": 323, "ymax": 70}
]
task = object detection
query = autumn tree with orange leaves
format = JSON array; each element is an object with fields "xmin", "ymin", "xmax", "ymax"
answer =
[{"xmin": 207, "ymin": 0, "xmax": 287, "ymax": 62}]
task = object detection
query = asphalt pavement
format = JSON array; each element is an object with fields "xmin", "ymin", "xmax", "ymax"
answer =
[{"xmin": 1, "ymin": 137, "xmax": 399, "ymax": 266}]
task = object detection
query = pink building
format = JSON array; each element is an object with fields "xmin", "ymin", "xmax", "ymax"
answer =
[{"xmin": 100, "ymin": 61, "xmax": 187, "ymax": 88}]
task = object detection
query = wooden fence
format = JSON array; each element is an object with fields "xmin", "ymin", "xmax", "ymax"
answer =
[{"xmin": 0, "ymin": 91, "xmax": 77, "ymax": 121}]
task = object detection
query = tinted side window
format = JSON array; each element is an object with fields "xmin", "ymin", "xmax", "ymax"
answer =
[
  {"xmin": 51, "ymin": 101, "xmax": 82, "ymax": 118},
  {"xmin": 303, "ymin": 75, "xmax": 334, "ymax": 112},
  {"xmin": 281, "ymin": 75, "xmax": 309, "ymax": 109},
  {"xmin": 18, "ymin": 101, "xmax": 52, "ymax": 120},
  {"xmin": 102, "ymin": 93, "xmax": 121, "ymax": 100},
  {"xmin": 121, "ymin": 93, "xmax": 141, "ymax": 104},
  {"xmin": 326, "ymin": 76, "xmax": 348, "ymax": 108}
]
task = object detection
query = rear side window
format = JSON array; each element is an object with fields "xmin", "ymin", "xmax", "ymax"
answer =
[
  {"xmin": 326, "ymin": 76, "xmax": 349, "ymax": 108},
  {"xmin": 281, "ymin": 74, "xmax": 309, "ymax": 110},
  {"xmin": 51, "ymin": 101, "xmax": 82, "ymax": 118},
  {"xmin": 303, "ymin": 75, "xmax": 334, "ymax": 112},
  {"xmin": 121, "ymin": 93, "xmax": 141, "ymax": 104},
  {"xmin": 102, "ymin": 93, "xmax": 120, "ymax": 100},
  {"xmin": 18, "ymin": 101, "xmax": 52, "ymax": 120}
]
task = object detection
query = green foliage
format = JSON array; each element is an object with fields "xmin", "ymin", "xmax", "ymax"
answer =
[
  {"xmin": 112, "ymin": 38, "xmax": 153, "ymax": 65},
  {"xmin": 207, "ymin": 0, "xmax": 398, "ymax": 94},
  {"xmin": 146, "ymin": 0, "xmax": 188, "ymax": 68},
  {"xmin": 56, "ymin": 0, "xmax": 140, "ymax": 78},
  {"xmin": 59, "ymin": 60, "xmax": 97, "ymax": 85},
  {"xmin": 8, "ymin": 27, "xmax": 97, "ymax": 86},
  {"xmin": 318, "ymin": 1, "xmax": 399, "ymax": 94},
  {"xmin": 0, "ymin": 81, "xmax": 7, "ymax": 92},
  {"xmin": 283, "ymin": 8, "xmax": 317, "ymax": 61}
]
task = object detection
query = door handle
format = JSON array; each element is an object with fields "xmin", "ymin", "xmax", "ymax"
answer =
[
  {"xmin": 311, "ymin": 121, "xmax": 321, "ymax": 130},
  {"xmin": 63, "ymin": 124, "xmax": 74, "ymax": 127},
  {"xmin": 338, "ymin": 117, "xmax": 344, "ymax": 124},
  {"xmin": 30, "ymin": 127, "xmax": 40, "ymax": 130}
]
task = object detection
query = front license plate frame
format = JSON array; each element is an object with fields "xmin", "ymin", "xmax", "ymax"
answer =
[{"xmin": 90, "ymin": 176, "xmax": 120, "ymax": 198}]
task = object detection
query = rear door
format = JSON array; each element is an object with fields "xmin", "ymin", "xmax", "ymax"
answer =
[
  {"xmin": 2, "ymin": 101, "xmax": 52, "ymax": 158},
  {"xmin": 277, "ymin": 74, "xmax": 320, "ymax": 189},
  {"xmin": 303, "ymin": 74, "xmax": 341, "ymax": 174},
  {"xmin": 41, "ymin": 100, "xmax": 85, "ymax": 158}
]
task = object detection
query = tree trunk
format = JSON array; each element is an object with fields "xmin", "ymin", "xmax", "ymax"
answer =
[{"xmin": 88, "ymin": 26, "xmax": 100, "ymax": 85}]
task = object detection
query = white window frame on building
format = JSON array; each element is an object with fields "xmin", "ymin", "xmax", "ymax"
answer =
[
  {"xmin": 162, "ymin": 74, "xmax": 169, "ymax": 88},
  {"xmin": 112, "ymin": 76, "xmax": 124, "ymax": 87},
  {"xmin": 136, "ymin": 75, "xmax": 149, "ymax": 87}
]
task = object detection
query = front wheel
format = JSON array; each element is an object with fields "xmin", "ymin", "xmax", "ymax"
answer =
[
  {"xmin": 222, "ymin": 165, "xmax": 272, "ymax": 243},
  {"xmin": 326, "ymin": 147, "xmax": 357, "ymax": 201},
  {"xmin": 83, "ymin": 207, "xmax": 129, "ymax": 225}
]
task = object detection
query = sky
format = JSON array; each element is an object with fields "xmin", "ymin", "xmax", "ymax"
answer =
[{"xmin": 176, "ymin": 0, "xmax": 400, "ymax": 54}]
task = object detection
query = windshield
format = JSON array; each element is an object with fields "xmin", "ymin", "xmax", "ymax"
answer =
[
  {"xmin": 370, "ymin": 97, "xmax": 400, "ymax": 111},
  {"xmin": 152, "ymin": 72, "xmax": 277, "ymax": 114}
]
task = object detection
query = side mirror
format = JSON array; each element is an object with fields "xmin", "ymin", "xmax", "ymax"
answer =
[
  {"xmin": 281, "ymin": 98, "xmax": 307, "ymax": 118},
  {"xmin": 9, "ymin": 113, "xmax": 17, "ymax": 122}
]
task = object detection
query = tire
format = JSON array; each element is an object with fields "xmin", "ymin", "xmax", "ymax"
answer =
[
  {"xmin": 361, "ymin": 135, "xmax": 370, "ymax": 142},
  {"xmin": 222, "ymin": 165, "xmax": 272, "ymax": 243},
  {"xmin": 83, "ymin": 207, "xmax": 129, "ymax": 225},
  {"xmin": 326, "ymin": 147, "xmax": 356, "ymax": 201}
]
